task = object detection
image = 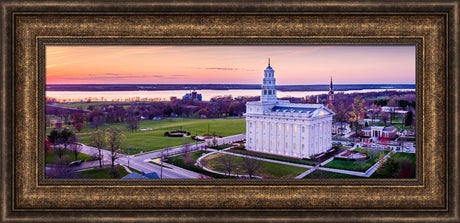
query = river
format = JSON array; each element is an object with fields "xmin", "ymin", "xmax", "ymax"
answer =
[{"xmin": 46, "ymin": 88, "xmax": 415, "ymax": 102}]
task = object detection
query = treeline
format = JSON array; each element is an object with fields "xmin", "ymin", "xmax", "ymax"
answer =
[{"xmin": 46, "ymin": 96, "xmax": 260, "ymax": 129}]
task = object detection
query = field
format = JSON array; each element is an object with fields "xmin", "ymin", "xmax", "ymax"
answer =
[
  {"xmin": 74, "ymin": 118, "xmax": 245, "ymax": 154},
  {"xmin": 324, "ymin": 148, "xmax": 389, "ymax": 172},
  {"xmin": 203, "ymin": 153, "xmax": 308, "ymax": 178}
]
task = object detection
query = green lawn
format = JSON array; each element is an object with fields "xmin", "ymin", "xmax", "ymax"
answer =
[
  {"xmin": 204, "ymin": 153, "xmax": 308, "ymax": 178},
  {"xmin": 227, "ymin": 149, "xmax": 316, "ymax": 166},
  {"xmin": 77, "ymin": 165, "xmax": 130, "ymax": 179},
  {"xmin": 324, "ymin": 148, "xmax": 389, "ymax": 172},
  {"xmin": 46, "ymin": 148, "xmax": 95, "ymax": 164},
  {"xmin": 303, "ymin": 170, "xmax": 366, "ymax": 179},
  {"xmin": 74, "ymin": 118, "xmax": 245, "ymax": 154},
  {"xmin": 165, "ymin": 151, "xmax": 231, "ymax": 178}
]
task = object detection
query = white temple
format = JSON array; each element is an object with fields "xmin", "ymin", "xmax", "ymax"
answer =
[{"xmin": 245, "ymin": 59, "xmax": 334, "ymax": 159}]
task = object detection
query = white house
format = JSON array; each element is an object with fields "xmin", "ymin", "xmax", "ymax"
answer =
[
  {"xmin": 332, "ymin": 122, "xmax": 351, "ymax": 135},
  {"xmin": 245, "ymin": 59, "xmax": 334, "ymax": 159}
]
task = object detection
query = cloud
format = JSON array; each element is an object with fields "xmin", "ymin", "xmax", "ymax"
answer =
[
  {"xmin": 57, "ymin": 73, "xmax": 165, "ymax": 80},
  {"xmin": 205, "ymin": 67, "xmax": 236, "ymax": 71},
  {"xmin": 191, "ymin": 67, "xmax": 255, "ymax": 72}
]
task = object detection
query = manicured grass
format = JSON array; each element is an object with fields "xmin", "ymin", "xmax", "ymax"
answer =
[
  {"xmin": 324, "ymin": 148, "xmax": 389, "ymax": 172},
  {"xmin": 370, "ymin": 152, "xmax": 416, "ymax": 178},
  {"xmin": 164, "ymin": 151, "xmax": 231, "ymax": 178},
  {"xmin": 75, "ymin": 118, "xmax": 245, "ymax": 154},
  {"xmin": 77, "ymin": 165, "xmax": 130, "ymax": 179},
  {"xmin": 204, "ymin": 153, "xmax": 308, "ymax": 178},
  {"xmin": 45, "ymin": 148, "xmax": 95, "ymax": 164},
  {"xmin": 227, "ymin": 149, "xmax": 316, "ymax": 166},
  {"xmin": 303, "ymin": 170, "xmax": 366, "ymax": 179}
]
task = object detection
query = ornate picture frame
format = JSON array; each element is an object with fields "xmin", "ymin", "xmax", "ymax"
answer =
[{"xmin": 1, "ymin": 1, "xmax": 458, "ymax": 222}]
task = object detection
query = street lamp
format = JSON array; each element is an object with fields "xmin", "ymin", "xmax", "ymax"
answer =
[
  {"xmin": 127, "ymin": 146, "xmax": 130, "ymax": 168},
  {"xmin": 236, "ymin": 167, "xmax": 239, "ymax": 178}
]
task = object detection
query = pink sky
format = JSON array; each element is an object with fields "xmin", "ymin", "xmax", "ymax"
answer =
[{"xmin": 46, "ymin": 45, "xmax": 415, "ymax": 85}]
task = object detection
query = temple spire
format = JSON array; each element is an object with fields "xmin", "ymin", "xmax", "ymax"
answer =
[
  {"xmin": 268, "ymin": 58, "xmax": 270, "ymax": 67},
  {"xmin": 330, "ymin": 76, "xmax": 333, "ymax": 90}
]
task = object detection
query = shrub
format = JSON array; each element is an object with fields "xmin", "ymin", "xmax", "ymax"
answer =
[{"xmin": 108, "ymin": 166, "xmax": 121, "ymax": 178}]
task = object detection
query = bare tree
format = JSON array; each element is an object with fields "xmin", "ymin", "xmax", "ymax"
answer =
[
  {"xmin": 183, "ymin": 153, "xmax": 196, "ymax": 166},
  {"xmin": 348, "ymin": 96, "xmax": 366, "ymax": 136},
  {"xmin": 69, "ymin": 134, "xmax": 82, "ymax": 160},
  {"xmin": 105, "ymin": 126, "xmax": 125, "ymax": 168},
  {"xmin": 90, "ymin": 129, "xmax": 106, "ymax": 168},
  {"xmin": 382, "ymin": 113, "xmax": 390, "ymax": 126},
  {"xmin": 220, "ymin": 155, "xmax": 236, "ymax": 176},
  {"xmin": 241, "ymin": 156, "xmax": 264, "ymax": 178},
  {"xmin": 126, "ymin": 115, "xmax": 139, "ymax": 132},
  {"xmin": 371, "ymin": 105, "xmax": 380, "ymax": 125},
  {"xmin": 181, "ymin": 143, "xmax": 191, "ymax": 154},
  {"xmin": 387, "ymin": 99, "xmax": 398, "ymax": 124}
]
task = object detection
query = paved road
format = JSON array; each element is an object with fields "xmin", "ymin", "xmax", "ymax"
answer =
[{"xmin": 77, "ymin": 134, "xmax": 246, "ymax": 179}]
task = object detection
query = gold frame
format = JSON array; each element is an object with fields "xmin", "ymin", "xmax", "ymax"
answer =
[{"xmin": 1, "ymin": 1, "xmax": 459, "ymax": 222}]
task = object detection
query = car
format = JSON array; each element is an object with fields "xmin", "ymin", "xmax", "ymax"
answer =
[
  {"xmin": 347, "ymin": 142, "xmax": 354, "ymax": 146},
  {"xmin": 68, "ymin": 160, "xmax": 82, "ymax": 167}
]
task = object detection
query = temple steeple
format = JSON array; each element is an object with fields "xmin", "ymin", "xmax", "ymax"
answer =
[
  {"xmin": 261, "ymin": 58, "xmax": 277, "ymax": 104},
  {"xmin": 328, "ymin": 76, "xmax": 334, "ymax": 107}
]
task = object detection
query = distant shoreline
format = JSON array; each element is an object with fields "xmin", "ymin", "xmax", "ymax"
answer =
[{"xmin": 46, "ymin": 84, "xmax": 416, "ymax": 92}]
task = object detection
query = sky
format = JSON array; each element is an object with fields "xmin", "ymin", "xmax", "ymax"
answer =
[{"xmin": 46, "ymin": 45, "xmax": 415, "ymax": 85}]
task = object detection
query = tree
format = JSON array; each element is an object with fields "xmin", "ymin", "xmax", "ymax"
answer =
[
  {"xmin": 126, "ymin": 115, "xmax": 139, "ymax": 132},
  {"xmin": 370, "ymin": 105, "xmax": 380, "ymax": 124},
  {"xmin": 48, "ymin": 129, "xmax": 64, "ymax": 159},
  {"xmin": 387, "ymin": 99, "xmax": 398, "ymax": 124},
  {"xmin": 89, "ymin": 109, "xmax": 104, "ymax": 129},
  {"xmin": 75, "ymin": 122, "xmax": 83, "ymax": 132},
  {"xmin": 60, "ymin": 129, "xmax": 74, "ymax": 151},
  {"xmin": 220, "ymin": 155, "xmax": 236, "ymax": 176},
  {"xmin": 91, "ymin": 129, "xmax": 106, "ymax": 168},
  {"xmin": 105, "ymin": 126, "xmax": 125, "ymax": 168},
  {"xmin": 183, "ymin": 153, "xmax": 196, "ymax": 166},
  {"xmin": 241, "ymin": 156, "xmax": 264, "ymax": 178},
  {"xmin": 398, "ymin": 158, "xmax": 415, "ymax": 178},
  {"xmin": 72, "ymin": 112, "xmax": 85, "ymax": 125},
  {"xmin": 181, "ymin": 143, "xmax": 191, "ymax": 154},
  {"xmin": 381, "ymin": 113, "xmax": 389, "ymax": 126},
  {"xmin": 405, "ymin": 110, "xmax": 414, "ymax": 127},
  {"xmin": 69, "ymin": 134, "xmax": 82, "ymax": 160},
  {"xmin": 348, "ymin": 96, "xmax": 365, "ymax": 136}
]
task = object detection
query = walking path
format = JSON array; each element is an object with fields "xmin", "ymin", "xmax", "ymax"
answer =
[
  {"xmin": 196, "ymin": 149, "xmax": 314, "ymax": 179},
  {"xmin": 295, "ymin": 166, "xmax": 319, "ymax": 179}
]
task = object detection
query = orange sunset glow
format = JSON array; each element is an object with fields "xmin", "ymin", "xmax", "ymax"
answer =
[{"xmin": 46, "ymin": 45, "xmax": 415, "ymax": 85}]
